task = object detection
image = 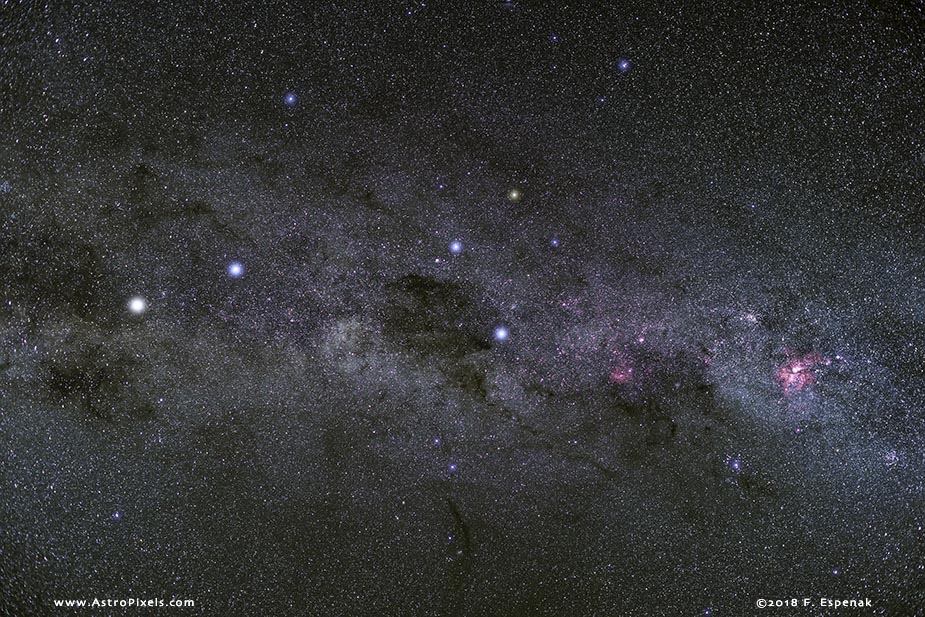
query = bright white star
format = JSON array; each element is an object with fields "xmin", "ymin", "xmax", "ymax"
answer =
[{"xmin": 128, "ymin": 296, "xmax": 147, "ymax": 315}]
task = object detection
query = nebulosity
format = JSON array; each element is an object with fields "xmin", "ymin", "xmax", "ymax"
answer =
[{"xmin": 776, "ymin": 350, "xmax": 831, "ymax": 395}]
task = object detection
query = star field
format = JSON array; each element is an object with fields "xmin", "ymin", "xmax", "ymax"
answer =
[{"xmin": 1, "ymin": 1, "xmax": 925, "ymax": 616}]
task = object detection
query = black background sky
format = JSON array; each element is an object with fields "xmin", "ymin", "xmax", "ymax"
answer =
[{"xmin": 1, "ymin": 1, "xmax": 924, "ymax": 615}]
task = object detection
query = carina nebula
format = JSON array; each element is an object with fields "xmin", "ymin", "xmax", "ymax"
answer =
[
  {"xmin": 1, "ymin": 1, "xmax": 924, "ymax": 616},
  {"xmin": 776, "ymin": 350, "xmax": 831, "ymax": 396}
]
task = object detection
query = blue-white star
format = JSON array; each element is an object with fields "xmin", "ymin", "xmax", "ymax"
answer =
[{"xmin": 227, "ymin": 261, "xmax": 245, "ymax": 278}]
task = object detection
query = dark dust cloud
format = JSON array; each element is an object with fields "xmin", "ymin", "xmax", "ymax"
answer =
[{"xmin": 1, "ymin": 2, "xmax": 924, "ymax": 615}]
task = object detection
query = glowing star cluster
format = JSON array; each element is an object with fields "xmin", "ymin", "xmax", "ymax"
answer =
[{"xmin": 776, "ymin": 351, "xmax": 830, "ymax": 395}]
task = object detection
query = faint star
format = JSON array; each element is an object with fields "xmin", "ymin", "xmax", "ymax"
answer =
[
  {"xmin": 550, "ymin": 236, "xmax": 560, "ymax": 248},
  {"xmin": 617, "ymin": 58, "xmax": 631, "ymax": 72},
  {"xmin": 507, "ymin": 189, "xmax": 522, "ymax": 202}
]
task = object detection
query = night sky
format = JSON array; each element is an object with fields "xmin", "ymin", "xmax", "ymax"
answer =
[{"xmin": 2, "ymin": 1, "xmax": 925, "ymax": 615}]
